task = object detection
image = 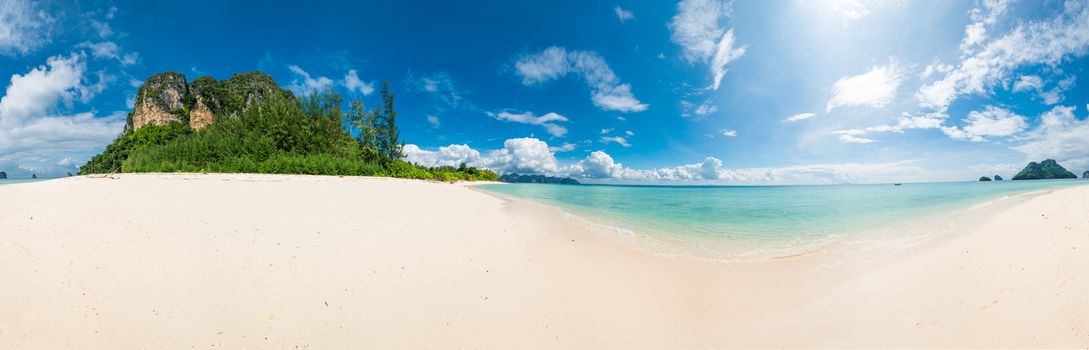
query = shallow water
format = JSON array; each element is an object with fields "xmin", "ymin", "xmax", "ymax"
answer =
[
  {"xmin": 479, "ymin": 179, "xmax": 1088, "ymax": 260},
  {"xmin": 0, "ymin": 179, "xmax": 48, "ymax": 186}
]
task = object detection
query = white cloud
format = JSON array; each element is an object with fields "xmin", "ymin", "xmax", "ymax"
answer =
[
  {"xmin": 1010, "ymin": 75, "xmax": 1077, "ymax": 105},
  {"xmin": 826, "ymin": 63, "xmax": 903, "ymax": 112},
  {"xmin": 1041, "ymin": 76, "xmax": 1077, "ymax": 105},
  {"xmin": 783, "ymin": 112, "xmax": 816, "ymax": 123},
  {"xmin": 600, "ymin": 128, "xmax": 614, "ymax": 134},
  {"xmin": 426, "ymin": 115, "xmax": 440, "ymax": 128},
  {"xmin": 625, "ymin": 130, "xmax": 634, "ymax": 137},
  {"xmin": 1012, "ymin": 105, "xmax": 1089, "ymax": 171},
  {"xmin": 514, "ymin": 47, "xmax": 648, "ymax": 112},
  {"xmin": 406, "ymin": 139, "xmax": 960, "ymax": 184},
  {"xmin": 959, "ymin": 106, "xmax": 1027, "ymax": 140},
  {"xmin": 342, "ymin": 69, "xmax": 374, "ymax": 95},
  {"xmin": 831, "ymin": 111, "xmax": 948, "ymax": 143},
  {"xmin": 614, "ymin": 6, "xmax": 634, "ymax": 22},
  {"xmin": 917, "ymin": 1, "xmax": 1089, "ymax": 110},
  {"xmin": 681, "ymin": 98, "xmax": 718, "ymax": 118},
  {"xmin": 549, "ymin": 142, "xmax": 577, "ymax": 152},
  {"xmin": 405, "ymin": 71, "xmax": 469, "ymax": 111},
  {"xmin": 600, "ymin": 136, "xmax": 632, "ymax": 147},
  {"xmin": 77, "ymin": 41, "xmax": 138, "ymax": 66},
  {"xmin": 0, "ymin": 53, "xmax": 126, "ymax": 176},
  {"xmin": 1012, "ymin": 75, "xmax": 1044, "ymax": 92},
  {"xmin": 403, "ymin": 144, "xmax": 482, "ymax": 168},
  {"xmin": 836, "ymin": 133, "xmax": 877, "ymax": 144},
  {"xmin": 719, "ymin": 129, "xmax": 737, "ymax": 137},
  {"xmin": 920, "ymin": 62, "xmax": 953, "ymax": 80},
  {"xmin": 959, "ymin": 0, "xmax": 1012, "ymax": 53},
  {"xmin": 286, "ymin": 65, "xmax": 333, "ymax": 97},
  {"xmin": 0, "ymin": 0, "xmax": 53, "ymax": 56},
  {"xmin": 489, "ymin": 111, "xmax": 569, "ymax": 137},
  {"xmin": 709, "ymin": 29, "xmax": 746, "ymax": 90},
  {"xmin": 832, "ymin": 0, "xmax": 871, "ymax": 21},
  {"xmin": 668, "ymin": 0, "xmax": 745, "ymax": 90}
]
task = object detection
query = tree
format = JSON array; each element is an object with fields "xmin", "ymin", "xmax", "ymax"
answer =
[{"xmin": 376, "ymin": 81, "xmax": 402, "ymax": 164}]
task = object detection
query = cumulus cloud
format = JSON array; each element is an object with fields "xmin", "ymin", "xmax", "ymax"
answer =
[
  {"xmin": 342, "ymin": 69, "xmax": 374, "ymax": 95},
  {"xmin": 917, "ymin": 1, "xmax": 1089, "ymax": 111},
  {"xmin": 0, "ymin": 53, "xmax": 126, "ymax": 176},
  {"xmin": 1012, "ymin": 105, "xmax": 1089, "ymax": 171},
  {"xmin": 514, "ymin": 46, "xmax": 648, "ymax": 112},
  {"xmin": 0, "ymin": 0, "xmax": 53, "ymax": 56},
  {"xmin": 286, "ymin": 65, "xmax": 333, "ymax": 97},
  {"xmin": 783, "ymin": 112, "xmax": 816, "ymax": 123},
  {"xmin": 614, "ymin": 6, "xmax": 634, "ymax": 22},
  {"xmin": 826, "ymin": 63, "xmax": 903, "ymax": 112},
  {"xmin": 719, "ymin": 129, "xmax": 737, "ymax": 137},
  {"xmin": 960, "ymin": 106, "xmax": 1027, "ymax": 140},
  {"xmin": 406, "ymin": 138, "xmax": 960, "ymax": 184},
  {"xmin": 668, "ymin": 0, "xmax": 746, "ymax": 90}
]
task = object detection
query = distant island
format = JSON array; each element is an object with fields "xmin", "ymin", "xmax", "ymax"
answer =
[
  {"xmin": 994, "ymin": 175, "xmax": 1003, "ymax": 181},
  {"xmin": 1084, "ymin": 170, "xmax": 1089, "ymax": 179},
  {"xmin": 1011, "ymin": 159, "xmax": 1078, "ymax": 180},
  {"xmin": 500, "ymin": 174, "xmax": 580, "ymax": 185},
  {"xmin": 0, "ymin": 171, "xmax": 6, "ymax": 179},
  {"xmin": 79, "ymin": 71, "xmax": 498, "ymax": 182},
  {"xmin": 979, "ymin": 176, "xmax": 992, "ymax": 182}
]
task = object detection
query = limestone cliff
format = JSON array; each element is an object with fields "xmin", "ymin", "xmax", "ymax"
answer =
[
  {"xmin": 128, "ymin": 72, "xmax": 293, "ymax": 132},
  {"xmin": 131, "ymin": 72, "xmax": 188, "ymax": 130}
]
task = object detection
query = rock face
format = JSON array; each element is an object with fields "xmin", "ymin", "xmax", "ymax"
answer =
[
  {"xmin": 1011, "ymin": 159, "xmax": 1078, "ymax": 180},
  {"xmin": 979, "ymin": 176, "xmax": 992, "ymax": 181},
  {"xmin": 128, "ymin": 72, "xmax": 293, "ymax": 132},
  {"xmin": 0, "ymin": 171, "xmax": 6, "ymax": 179},
  {"xmin": 132, "ymin": 72, "xmax": 189, "ymax": 130},
  {"xmin": 994, "ymin": 175, "xmax": 1003, "ymax": 181}
]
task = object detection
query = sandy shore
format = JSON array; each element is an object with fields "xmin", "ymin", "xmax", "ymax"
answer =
[{"xmin": 1, "ymin": 174, "xmax": 1087, "ymax": 348}]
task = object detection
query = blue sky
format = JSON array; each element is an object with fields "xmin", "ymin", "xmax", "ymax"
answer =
[{"xmin": 1, "ymin": 0, "xmax": 1088, "ymax": 183}]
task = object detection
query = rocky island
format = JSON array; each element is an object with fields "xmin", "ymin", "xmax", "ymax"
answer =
[
  {"xmin": 0, "ymin": 171, "xmax": 6, "ymax": 179},
  {"xmin": 500, "ymin": 173, "xmax": 580, "ymax": 185},
  {"xmin": 1011, "ymin": 159, "xmax": 1078, "ymax": 180}
]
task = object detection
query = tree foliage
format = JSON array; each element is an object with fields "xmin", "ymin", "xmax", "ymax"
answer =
[{"xmin": 80, "ymin": 77, "xmax": 497, "ymax": 182}]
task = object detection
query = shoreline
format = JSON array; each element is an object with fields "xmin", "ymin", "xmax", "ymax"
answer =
[
  {"xmin": 473, "ymin": 181, "xmax": 1084, "ymax": 265},
  {"xmin": 2, "ymin": 173, "xmax": 1087, "ymax": 348}
]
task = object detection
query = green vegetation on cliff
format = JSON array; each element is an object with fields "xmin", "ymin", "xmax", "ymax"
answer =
[
  {"xmin": 80, "ymin": 72, "xmax": 498, "ymax": 182},
  {"xmin": 1011, "ymin": 159, "xmax": 1077, "ymax": 180},
  {"xmin": 500, "ymin": 174, "xmax": 580, "ymax": 185}
]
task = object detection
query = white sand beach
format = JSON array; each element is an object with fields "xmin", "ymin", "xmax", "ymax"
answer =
[{"xmin": 1, "ymin": 173, "xmax": 1087, "ymax": 348}]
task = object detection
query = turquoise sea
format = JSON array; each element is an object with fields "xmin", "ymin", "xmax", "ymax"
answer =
[
  {"xmin": 0, "ymin": 179, "xmax": 46, "ymax": 186},
  {"xmin": 480, "ymin": 180, "xmax": 1088, "ymax": 260}
]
